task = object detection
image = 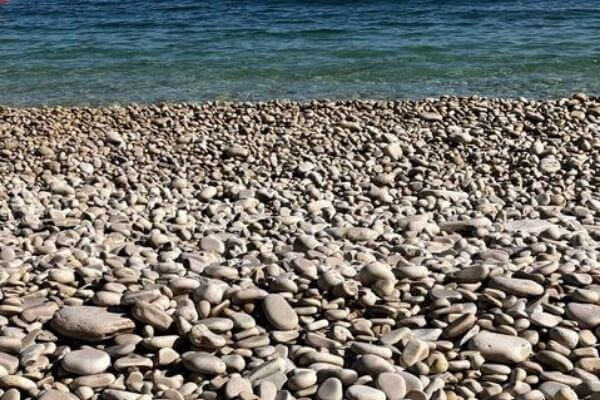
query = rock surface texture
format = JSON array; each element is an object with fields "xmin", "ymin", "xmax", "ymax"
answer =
[{"xmin": 0, "ymin": 95, "xmax": 600, "ymax": 399}]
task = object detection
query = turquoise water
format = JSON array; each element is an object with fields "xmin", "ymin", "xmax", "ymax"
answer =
[{"xmin": 1, "ymin": 0, "xmax": 599, "ymax": 105}]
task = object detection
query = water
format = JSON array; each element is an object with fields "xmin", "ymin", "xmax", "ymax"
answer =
[{"xmin": 1, "ymin": 0, "xmax": 599, "ymax": 106}]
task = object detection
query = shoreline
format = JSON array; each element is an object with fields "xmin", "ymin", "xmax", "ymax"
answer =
[
  {"xmin": 1, "ymin": 93, "xmax": 600, "ymax": 400},
  {"xmin": 1, "ymin": 93, "xmax": 599, "ymax": 110}
]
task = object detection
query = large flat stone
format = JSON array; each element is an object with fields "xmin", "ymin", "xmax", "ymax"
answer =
[{"xmin": 51, "ymin": 306, "xmax": 135, "ymax": 342}]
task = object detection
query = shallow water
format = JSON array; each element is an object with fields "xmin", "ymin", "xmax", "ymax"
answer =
[{"xmin": 1, "ymin": 0, "xmax": 599, "ymax": 105}]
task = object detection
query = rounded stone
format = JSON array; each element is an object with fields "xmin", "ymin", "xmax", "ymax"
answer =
[
  {"xmin": 262, "ymin": 294, "xmax": 298, "ymax": 330},
  {"xmin": 182, "ymin": 352, "xmax": 226, "ymax": 375},
  {"xmin": 539, "ymin": 382, "xmax": 577, "ymax": 400},
  {"xmin": 38, "ymin": 389, "xmax": 79, "ymax": 400},
  {"xmin": 352, "ymin": 354, "xmax": 394, "ymax": 377},
  {"xmin": 317, "ymin": 377, "xmax": 343, "ymax": 400},
  {"xmin": 346, "ymin": 385, "xmax": 386, "ymax": 400},
  {"xmin": 288, "ymin": 369, "xmax": 317, "ymax": 390},
  {"xmin": 224, "ymin": 377, "xmax": 252, "ymax": 399},
  {"xmin": 358, "ymin": 262, "xmax": 395, "ymax": 286},
  {"xmin": 567, "ymin": 303, "xmax": 600, "ymax": 327},
  {"xmin": 62, "ymin": 349, "xmax": 111, "ymax": 375},
  {"xmin": 377, "ymin": 372, "xmax": 407, "ymax": 400}
]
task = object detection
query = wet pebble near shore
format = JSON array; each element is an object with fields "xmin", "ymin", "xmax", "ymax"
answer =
[{"xmin": 0, "ymin": 95, "xmax": 600, "ymax": 400}]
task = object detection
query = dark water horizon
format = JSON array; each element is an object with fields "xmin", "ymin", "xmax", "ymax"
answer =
[{"xmin": 1, "ymin": 0, "xmax": 600, "ymax": 106}]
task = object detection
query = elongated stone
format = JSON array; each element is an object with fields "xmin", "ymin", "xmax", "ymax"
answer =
[
  {"xmin": 538, "ymin": 382, "xmax": 577, "ymax": 400},
  {"xmin": 346, "ymin": 385, "xmax": 386, "ymax": 400},
  {"xmin": 469, "ymin": 331, "xmax": 532, "ymax": 364},
  {"xmin": 51, "ymin": 306, "xmax": 135, "ymax": 342},
  {"xmin": 566, "ymin": 303, "xmax": 600, "ymax": 327},
  {"xmin": 182, "ymin": 352, "xmax": 226, "ymax": 375},
  {"xmin": 490, "ymin": 276, "xmax": 544, "ymax": 297}
]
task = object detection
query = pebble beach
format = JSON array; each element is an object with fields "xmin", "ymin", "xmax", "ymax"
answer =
[{"xmin": 1, "ymin": 95, "xmax": 600, "ymax": 400}]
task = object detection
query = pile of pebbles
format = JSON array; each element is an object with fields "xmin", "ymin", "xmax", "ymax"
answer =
[{"xmin": 1, "ymin": 94, "xmax": 600, "ymax": 400}]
